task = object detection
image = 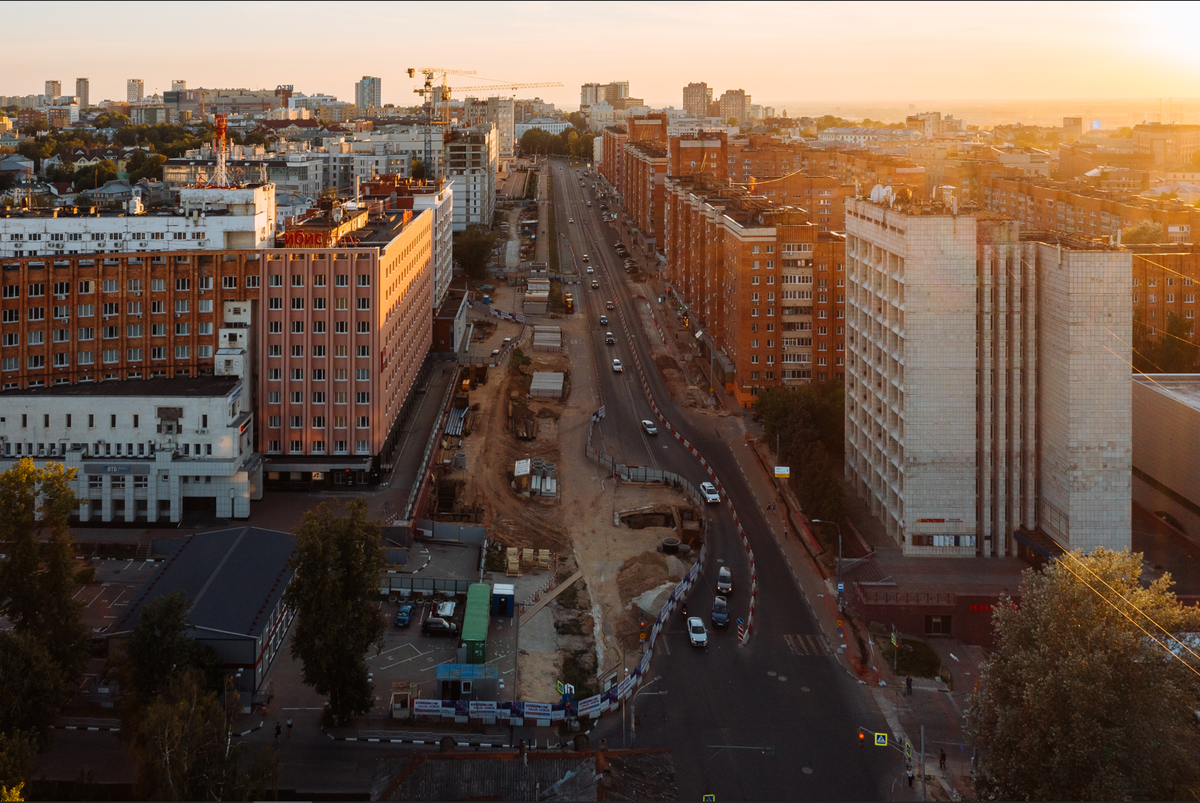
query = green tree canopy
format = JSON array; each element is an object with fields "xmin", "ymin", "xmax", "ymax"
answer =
[
  {"xmin": 754, "ymin": 383, "xmax": 845, "ymax": 528},
  {"xmin": 120, "ymin": 591, "xmax": 222, "ymax": 708},
  {"xmin": 965, "ymin": 548, "xmax": 1200, "ymax": 801},
  {"xmin": 453, "ymin": 225, "xmax": 496, "ymax": 281},
  {"xmin": 133, "ymin": 671, "xmax": 280, "ymax": 801},
  {"xmin": 0, "ymin": 632, "xmax": 67, "ymax": 751},
  {"xmin": 72, "ymin": 159, "xmax": 119, "ymax": 192},
  {"xmin": 283, "ymin": 499, "xmax": 386, "ymax": 725},
  {"xmin": 1122, "ymin": 219, "xmax": 1166, "ymax": 244},
  {"xmin": 0, "ymin": 731, "xmax": 33, "ymax": 798}
]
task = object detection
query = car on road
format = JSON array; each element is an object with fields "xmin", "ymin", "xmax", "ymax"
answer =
[
  {"xmin": 421, "ymin": 617, "xmax": 459, "ymax": 638},
  {"xmin": 587, "ymin": 201, "xmax": 592, "ymax": 207},
  {"xmin": 711, "ymin": 595, "xmax": 730, "ymax": 627},
  {"xmin": 606, "ymin": 300, "xmax": 615, "ymax": 310},
  {"xmin": 641, "ymin": 419, "xmax": 658, "ymax": 435},
  {"xmin": 569, "ymin": 217, "xmax": 574, "ymax": 223},
  {"xmin": 717, "ymin": 565, "xmax": 733, "ymax": 595},
  {"xmin": 582, "ymin": 255, "xmax": 589, "ymax": 262},
  {"xmin": 599, "ymin": 314, "xmax": 608, "ymax": 325},
  {"xmin": 592, "ymin": 280, "xmax": 600, "ymax": 289},
  {"xmin": 586, "ymin": 267, "xmax": 594, "ymax": 274},
  {"xmin": 612, "ymin": 358, "xmax": 624, "ymax": 372},
  {"xmin": 394, "ymin": 603, "xmax": 415, "ymax": 627},
  {"xmin": 687, "ymin": 616, "xmax": 708, "ymax": 647},
  {"xmin": 605, "ymin": 332, "xmax": 615, "ymax": 344},
  {"xmin": 700, "ymin": 482, "xmax": 720, "ymax": 503}
]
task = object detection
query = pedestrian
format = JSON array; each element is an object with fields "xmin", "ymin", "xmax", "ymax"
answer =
[
  {"xmin": 287, "ymin": 718, "xmax": 293, "ymax": 739},
  {"xmin": 939, "ymin": 749, "xmax": 946, "ymax": 770},
  {"xmin": 907, "ymin": 764, "xmax": 914, "ymax": 788},
  {"xmin": 274, "ymin": 722, "xmax": 282, "ymax": 741}
]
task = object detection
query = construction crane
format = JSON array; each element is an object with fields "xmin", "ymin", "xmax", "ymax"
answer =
[
  {"xmin": 408, "ymin": 68, "xmax": 476, "ymax": 181},
  {"xmin": 408, "ymin": 67, "xmax": 563, "ymax": 179}
]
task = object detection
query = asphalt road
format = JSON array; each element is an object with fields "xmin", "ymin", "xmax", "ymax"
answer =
[{"xmin": 550, "ymin": 158, "xmax": 892, "ymax": 801}]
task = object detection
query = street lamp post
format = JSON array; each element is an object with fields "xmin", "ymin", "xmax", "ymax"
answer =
[
  {"xmin": 812, "ymin": 518, "xmax": 842, "ymax": 606},
  {"xmin": 629, "ymin": 675, "xmax": 664, "ymax": 749}
]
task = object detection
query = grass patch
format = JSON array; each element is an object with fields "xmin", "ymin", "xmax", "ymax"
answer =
[
  {"xmin": 511, "ymin": 347, "xmax": 531, "ymax": 370},
  {"xmin": 561, "ymin": 648, "xmax": 598, "ymax": 698},
  {"xmin": 557, "ymin": 580, "xmax": 581, "ymax": 609},
  {"xmin": 874, "ymin": 635, "xmax": 943, "ymax": 678}
]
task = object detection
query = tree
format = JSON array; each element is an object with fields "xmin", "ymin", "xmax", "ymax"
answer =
[
  {"xmin": 411, "ymin": 157, "xmax": 425, "ymax": 181},
  {"xmin": 453, "ymin": 225, "xmax": 496, "ymax": 281},
  {"xmin": 121, "ymin": 591, "xmax": 222, "ymax": 708},
  {"xmin": 133, "ymin": 671, "xmax": 280, "ymax": 801},
  {"xmin": 283, "ymin": 500, "xmax": 386, "ymax": 725},
  {"xmin": 0, "ymin": 460, "xmax": 91, "ymax": 702},
  {"xmin": 0, "ymin": 632, "xmax": 66, "ymax": 750},
  {"xmin": 965, "ymin": 548, "xmax": 1200, "ymax": 801},
  {"xmin": 1122, "ymin": 219, "xmax": 1166, "ymax": 244},
  {"xmin": 1157, "ymin": 311, "xmax": 1199, "ymax": 373},
  {"xmin": 73, "ymin": 159, "xmax": 119, "ymax": 192},
  {"xmin": 0, "ymin": 732, "xmax": 33, "ymax": 796},
  {"xmin": 126, "ymin": 152, "xmax": 167, "ymax": 183}
]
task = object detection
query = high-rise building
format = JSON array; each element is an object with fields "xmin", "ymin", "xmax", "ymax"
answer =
[
  {"xmin": 171, "ymin": 79, "xmax": 187, "ymax": 92},
  {"xmin": 355, "ymin": 76, "xmax": 382, "ymax": 111},
  {"xmin": 444, "ymin": 124, "xmax": 498, "ymax": 230},
  {"xmin": 127, "ymin": 78, "xmax": 144, "ymax": 103},
  {"xmin": 75, "ymin": 78, "xmax": 89, "ymax": 109},
  {"xmin": 486, "ymin": 96, "xmax": 515, "ymax": 160},
  {"xmin": 844, "ymin": 194, "xmax": 1132, "ymax": 557},
  {"xmin": 682, "ymin": 82, "xmax": 712, "ymax": 118},
  {"xmin": 580, "ymin": 83, "xmax": 603, "ymax": 109},
  {"xmin": 717, "ymin": 89, "xmax": 750, "ymax": 125},
  {"xmin": 44, "ymin": 80, "xmax": 61, "ymax": 100}
]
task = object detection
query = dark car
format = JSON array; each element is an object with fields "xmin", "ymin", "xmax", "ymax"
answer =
[
  {"xmin": 711, "ymin": 595, "xmax": 730, "ymax": 627},
  {"xmin": 394, "ymin": 603, "xmax": 415, "ymax": 628},
  {"xmin": 421, "ymin": 616, "xmax": 459, "ymax": 637}
]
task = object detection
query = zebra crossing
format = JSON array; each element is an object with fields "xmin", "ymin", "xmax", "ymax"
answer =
[{"xmin": 785, "ymin": 633, "xmax": 829, "ymax": 656}]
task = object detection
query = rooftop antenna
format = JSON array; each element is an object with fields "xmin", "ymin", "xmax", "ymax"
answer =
[{"xmin": 207, "ymin": 114, "xmax": 231, "ymax": 187}]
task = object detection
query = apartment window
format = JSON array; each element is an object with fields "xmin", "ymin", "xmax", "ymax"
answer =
[
  {"xmin": 151, "ymin": 324, "xmax": 166, "ymax": 336},
  {"xmin": 102, "ymin": 349, "xmax": 118, "ymax": 364},
  {"xmin": 150, "ymin": 347, "xmax": 165, "ymax": 360},
  {"xmin": 313, "ymin": 297, "xmax": 326, "ymax": 310},
  {"xmin": 246, "ymin": 275, "xmax": 259, "ymax": 288},
  {"xmin": 198, "ymin": 322, "xmax": 212, "ymax": 335},
  {"xmin": 291, "ymin": 297, "xmax": 305, "ymax": 311},
  {"xmin": 198, "ymin": 299, "xmax": 212, "ymax": 314},
  {"xmin": 269, "ymin": 297, "xmax": 282, "ymax": 310},
  {"xmin": 291, "ymin": 345, "xmax": 305, "ymax": 358},
  {"xmin": 334, "ymin": 345, "xmax": 348, "ymax": 358},
  {"xmin": 313, "ymin": 274, "xmax": 327, "ymax": 287},
  {"xmin": 268, "ymin": 368, "xmax": 281, "ymax": 380},
  {"xmin": 355, "ymin": 345, "xmax": 370, "ymax": 358},
  {"xmin": 312, "ymin": 345, "xmax": 326, "ymax": 358},
  {"xmin": 151, "ymin": 301, "xmax": 165, "ymax": 314},
  {"xmin": 127, "ymin": 348, "xmax": 142, "ymax": 362},
  {"xmin": 291, "ymin": 368, "xmax": 303, "ymax": 380},
  {"xmin": 334, "ymin": 415, "xmax": 347, "ymax": 428},
  {"xmin": 269, "ymin": 274, "xmax": 283, "ymax": 287},
  {"xmin": 2, "ymin": 286, "xmax": 17, "ymax": 299},
  {"xmin": 175, "ymin": 278, "xmax": 190, "ymax": 292},
  {"xmin": 335, "ymin": 298, "xmax": 348, "ymax": 310},
  {"xmin": 356, "ymin": 416, "xmax": 370, "ymax": 429},
  {"xmin": 28, "ymin": 284, "xmax": 45, "ymax": 298},
  {"xmin": 312, "ymin": 392, "xmax": 326, "ymax": 404},
  {"xmin": 28, "ymin": 308, "xmax": 45, "ymax": 321},
  {"xmin": 312, "ymin": 416, "xmax": 325, "ymax": 429},
  {"xmin": 1168, "ymin": 294, "xmax": 1176, "ymax": 303},
  {"xmin": 53, "ymin": 329, "xmax": 69, "ymax": 343},
  {"xmin": 291, "ymin": 321, "xmax": 305, "ymax": 334},
  {"xmin": 356, "ymin": 392, "xmax": 370, "ymax": 404},
  {"xmin": 356, "ymin": 298, "xmax": 370, "ymax": 310},
  {"xmin": 312, "ymin": 368, "xmax": 326, "ymax": 381},
  {"xmin": 268, "ymin": 345, "xmax": 282, "ymax": 357},
  {"xmin": 175, "ymin": 300, "xmax": 189, "ymax": 314},
  {"xmin": 312, "ymin": 320, "xmax": 326, "ymax": 334},
  {"xmin": 335, "ymin": 274, "xmax": 349, "ymax": 287},
  {"xmin": 175, "ymin": 323, "xmax": 189, "ymax": 336},
  {"xmin": 268, "ymin": 321, "xmax": 282, "ymax": 334},
  {"xmin": 174, "ymin": 346, "xmax": 190, "ymax": 359},
  {"xmin": 268, "ymin": 440, "xmax": 280, "ymax": 453},
  {"xmin": 27, "ymin": 331, "xmax": 44, "ymax": 346},
  {"xmin": 356, "ymin": 368, "xmax": 369, "ymax": 381},
  {"xmin": 291, "ymin": 274, "xmax": 305, "ymax": 287},
  {"xmin": 1, "ymin": 310, "xmax": 16, "ymax": 323},
  {"xmin": 222, "ymin": 276, "xmax": 238, "ymax": 289}
]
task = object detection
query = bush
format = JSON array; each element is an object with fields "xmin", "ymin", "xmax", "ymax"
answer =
[{"xmin": 874, "ymin": 636, "xmax": 942, "ymax": 678}]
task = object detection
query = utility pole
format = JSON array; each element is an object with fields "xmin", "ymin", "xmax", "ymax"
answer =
[{"xmin": 920, "ymin": 724, "xmax": 926, "ymax": 801}]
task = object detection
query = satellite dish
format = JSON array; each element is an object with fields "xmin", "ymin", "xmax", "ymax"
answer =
[
  {"xmin": 690, "ymin": 160, "xmax": 697, "ymax": 168},
  {"xmin": 869, "ymin": 184, "xmax": 885, "ymax": 203}
]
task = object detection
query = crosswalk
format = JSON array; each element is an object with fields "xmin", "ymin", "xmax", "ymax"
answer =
[{"xmin": 785, "ymin": 634, "xmax": 829, "ymax": 656}]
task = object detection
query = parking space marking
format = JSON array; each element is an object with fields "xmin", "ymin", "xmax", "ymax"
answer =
[{"xmin": 108, "ymin": 589, "xmax": 128, "ymax": 608}]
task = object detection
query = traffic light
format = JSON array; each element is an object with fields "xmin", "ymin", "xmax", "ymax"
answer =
[
  {"xmin": 858, "ymin": 731, "xmax": 866, "ymax": 748},
  {"xmin": 640, "ymin": 618, "xmax": 647, "ymax": 642}
]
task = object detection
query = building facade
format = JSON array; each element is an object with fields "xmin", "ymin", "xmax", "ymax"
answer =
[
  {"xmin": 127, "ymin": 79, "xmax": 144, "ymax": 103},
  {"xmin": 844, "ymin": 196, "xmax": 1131, "ymax": 557},
  {"xmin": 444, "ymin": 125, "xmax": 497, "ymax": 231},
  {"xmin": 355, "ymin": 76, "xmax": 382, "ymax": 111},
  {"xmin": 0, "ymin": 376, "xmax": 260, "ymax": 523},
  {"xmin": 45, "ymin": 81, "xmax": 61, "ymax": 101},
  {"xmin": 486, "ymin": 97, "xmax": 516, "ymax": 161},
  {"xmin": 682, "ymin": 82, "xmax": 713, "ymax": 119}
]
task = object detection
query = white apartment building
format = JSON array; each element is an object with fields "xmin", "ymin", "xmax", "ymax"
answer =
[
  {"xmin": 164, "ymin": 153, "xmax": 324, "ymax": 197},
  {"xmin": 127, "ymin": 79, "xmax": 144, "ymax": 103},
  {"xmin": 355, "ymin": 76, "xmax": 382, "ymax": 111},
  {"xmin": 0, "ymin": 376, "xmax": 261, "ymax": 523},
  {"xmin": 445, "ymin": 125, "xmax": 497, "ymax": 231},
  {"xmin": 844, "ymin": 195, "xmax": 1131, "ymax": 557},
  {"xmin": 0, "ymin": 185, "xmax": 277, "ymax": 258},
  {"xmin": 410, "ymin": 184, "xmax": 454, "ymax": 308},
  {"xmin": 515, "ymin": 118, "xmax": 571, "ymax": 137}
]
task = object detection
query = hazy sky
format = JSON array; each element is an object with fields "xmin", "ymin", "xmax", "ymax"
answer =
[{"xmin": 4, "ymin": 1, "xmax": 1198, "ymax": 114}]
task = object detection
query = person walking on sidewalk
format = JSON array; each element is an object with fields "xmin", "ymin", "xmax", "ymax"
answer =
[
  {"xmin": 906, "ymin": 762, "xmax": 914, "ymax": 789},
  {"xmin": 287, "ymin": 718, "xmax": 293, "ymax": 739},
  {"xmin": 274, "ymin": 722, "xmax": 282, "ymax": 741},
  {"xmin": 939, "ymin": 749, "xmax": 946, "ymax": 770}
]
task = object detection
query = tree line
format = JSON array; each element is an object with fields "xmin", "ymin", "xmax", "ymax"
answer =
[{"xmin": 518, "ymin": 126, "xmax": 597, "ymax": 160}]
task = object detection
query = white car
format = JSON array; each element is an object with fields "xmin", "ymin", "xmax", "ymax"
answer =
[
  {"xmin": 700, "ymin": 482, "xmax": 720, "ymax": 503},
  {"xmin": 569, "ymin": 217, "xmax": 574, "ymax": 223},
  {"xmin": 687, "ymin": 616, "xmax": 708, "ymax": 647},
  {"xmin": 586, "ymin": 267, "xmax": 594, "ymax": 274},
  {"xmin": 612, "ymin": 359, "xmax": 624, "ymax": 373},
  {"xmin": 641, "ymin": 420, "xmax": 658, "ymax": 435}
]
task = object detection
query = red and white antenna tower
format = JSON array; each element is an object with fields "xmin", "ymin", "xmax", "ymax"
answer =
[{"xmin": 207, "ymin": 114, "xmax": 232, "ymax": 188}]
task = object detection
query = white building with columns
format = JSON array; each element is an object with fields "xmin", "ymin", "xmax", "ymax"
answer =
[
  {"xmin": 0, "ymin": 376, "xmax": 261, "ymax": 523},
  {"xmin": 844, "ymin": 194, "xmax": 1131, "ymax": 557}
]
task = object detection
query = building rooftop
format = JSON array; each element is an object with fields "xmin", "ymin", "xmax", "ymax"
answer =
[
  {"xmin": 1134, "ymin": 374, "xmax": 1200, "ymax": 412},
  {"xmin": 111, "ymin": 526, "xmax": 296, "ymax": 638},
  {"xmin": 0, "ymin": 375, "xmax": 239, "ymax": 399}
]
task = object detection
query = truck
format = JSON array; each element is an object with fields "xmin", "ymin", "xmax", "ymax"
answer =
[{"xmin": 564, "ymin": 292, "xmax": 574, "ymax": 313}]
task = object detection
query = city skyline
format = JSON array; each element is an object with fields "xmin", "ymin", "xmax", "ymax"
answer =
[{"xmin": 4, "ymin": 1, "xmax": 1198, "ymax": 115}]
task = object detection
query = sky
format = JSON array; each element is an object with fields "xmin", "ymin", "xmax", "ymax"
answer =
[{"xmin": 4, "ymin": 1, "xmax": 1199, "ymax": 116}]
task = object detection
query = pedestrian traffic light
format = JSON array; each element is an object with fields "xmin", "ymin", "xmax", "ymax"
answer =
[{"xmin": 858, "ymin": 731, "xmax": 865, "ymax": 747}]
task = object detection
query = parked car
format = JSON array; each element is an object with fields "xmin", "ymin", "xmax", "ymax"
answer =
[
  {"xmin": 717, "ymin": 565, "xmax": 733, "ymax": 595},
  {"xmin": 394, "ymin": 603, "xmax": 415, "ymax": 627},
  {"xmin": 641, "ymin": 419, "xmax": 658, "ymax": 435},
  {"xmin": 421, "ymin": 617, "xmax": 459, "ymax": 637},
  {"xmin": 687, "ymin": 616, "xmax": 708, "ymax": 647},
  {"xmin": 700, "ymin": 482, "xmax": 720, "ymax": 503},
  {"xmin": 711, "ymin": 595, "xmax": 730, "ymax": 627}
]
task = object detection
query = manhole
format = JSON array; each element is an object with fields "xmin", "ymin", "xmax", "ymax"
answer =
[
  {"xmin": 778, "ymin": 676, "xmax": 787, "ymax": 682},
  {"xmin": 802, "ymin": 767, "xmax": 814, "ymax": 775},
  {"xmin": 767, "ymin": 671, "xmax": 777, "ymax": 677},
  {"xmin": 801, "ymin": 686, "xmax": 811, "ymax": 692}
]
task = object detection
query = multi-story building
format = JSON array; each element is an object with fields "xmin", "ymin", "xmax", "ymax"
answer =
[
  {"xmin": 682, "ymin": 82, "xmax": 712, "ymax": 119},
  {"xmin": 444, "ymin": 124, "xmax": 497, "ymax": 231},
  {"xmin": 171, "ymin": 80, "xmax": 187, "ymax": 92},
  {"xmin": 355, "ymin": 76, "xmax": 382, "ymax": 111},
  {"xmin": 361, "ymin": 176, "xmax": 454, "ymax": 309},
  {"xmin": 45, "ymin": 81, "xmax": 61, "ymax": 101},
  {"xmin": 0, "ymin": 247, "xmax": 263, "ymax": 391},
  {"xmin": 1128, "ymin": 244, "xmax": 1200, "ymax": 339},
  {"xmin": 163, "ymin": 153, "xmax": 326, "ymax": 197},
  {"xmin": 1133, "ymin": 123, "xmax": 1200, "ymax": 168},
  {"xmin": 844, "ymin": 194, "xmax": 1131, "ymax": 557},
  {"xmin": 75, "ymin": 78, "xmax": 89, "ymax": 109},
  {"xmin": 624, "ymin": 140, "xmax": 667, "ymax": 253},
  {"xmin": 0, "ymin": 185, "xmax": 277, "ymax": 259},
  {"xmin": 259, "ymin": 203, "xmax": 433, "ymax": 487},
  {"xmin": 717, "ymin": 89, "xmax": 750, "ymax": 125},
  {"xmin": 983, "ymin": 176, "xmax": 1199, "ymax": 243},
  {"xmin": 486, "ymin": 97, "xmax": 516, "ymax": 161},
  {"xmin": 0, "ymin": 375, "xmax": 261, "ymax": 523},
  {"xmin": 127, "ymin": 79, "xmax": 144, "ymax": 103}
]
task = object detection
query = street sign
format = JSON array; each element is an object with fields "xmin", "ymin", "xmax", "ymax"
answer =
[
  {"xmin": 874, "ymin": 733, "xmax": 888, "ymax": 747},
  {"xmin": 556, "ymin": 681, "xmax": 565, "ymax": 695},
  {"xmin": 837, "ymin": 582, "xmax": 844, "ymax": 592},
  {"xmin": 905, "ymin": 740, "xmax": 913, "ymax": 758},
  {"xmin": 774, "ymin": 466, "xmax": 790, "ymax": 478},
  {"xmin": 891, "ymin": 631, "xmax": 899, "ymax": 647},
  {"xmin": 702, "ymin": 796, "xmax": 715, "ymax": 802}
]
